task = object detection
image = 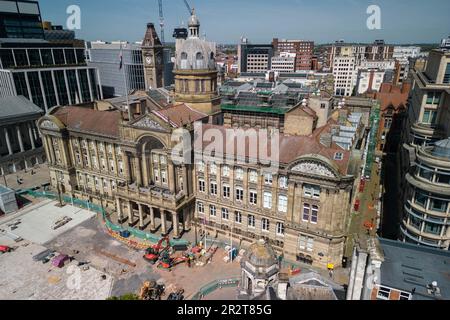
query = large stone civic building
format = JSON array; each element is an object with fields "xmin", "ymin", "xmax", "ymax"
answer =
[{"xmin": 38, "ymin": 11, "xmax": 359, "ymax": 269}]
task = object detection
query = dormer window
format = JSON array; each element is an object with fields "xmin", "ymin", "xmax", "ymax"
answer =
[{"xmin": 334, "ymin": 152, "xmax": 344, "ymax": 161}]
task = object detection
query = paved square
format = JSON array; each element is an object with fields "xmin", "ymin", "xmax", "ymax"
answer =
[
  {"xmin": 0, "ymin": 242, "xmax": 113, "ymax": 300},
  {"xmin": 0, "ymin": 200, "xmax": 96, "ymax": 245}
]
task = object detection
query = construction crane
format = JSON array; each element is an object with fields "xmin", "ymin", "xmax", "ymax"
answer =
[
  {"xmin": 158, "ymin": 0, "xmax": 193, "ymax": 43},
  {"xmin": 183, "ymin": 0, "xmax": 192, "ymax": 14},
  {"xmin": 158, "ymin": 0, "xmax": 165, "ymax": 44}
]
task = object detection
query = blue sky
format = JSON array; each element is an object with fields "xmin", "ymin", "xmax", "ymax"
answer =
[{"xmin": 39, "ymin": 0, "xmax": 450, "ymax": 44}]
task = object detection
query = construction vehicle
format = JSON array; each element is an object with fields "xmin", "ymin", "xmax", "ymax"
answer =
[
  {"xmin": 167, "ymin": 289, "xmax": 185, "ymax": 300},
  {"xmin": 157, "ymin": 251, "xmax": 190, "ymax": 270},
  {"xmin": 139, "ymin": 280, "xmax": 165, "ymax": 300},
  {"xmin": 143, "ymin": 236, "xmax": 171, "ymax": 264}
]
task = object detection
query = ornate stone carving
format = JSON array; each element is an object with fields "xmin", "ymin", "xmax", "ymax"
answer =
[
  {"xmin": 133, "ymin": 117, "xmax": 166, "ymax": 131},
  {"xmin": 40, "ymin": 120, "xmax": 59, "ymax": 130},
  {"xmin": 291, "ymin": 161, "xmax": 337, "ymax": 178}
]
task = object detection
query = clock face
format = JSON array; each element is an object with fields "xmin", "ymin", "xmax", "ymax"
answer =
[{"xmin": 146, "ymin": 56, "xmax": 153, "ymax": 65}]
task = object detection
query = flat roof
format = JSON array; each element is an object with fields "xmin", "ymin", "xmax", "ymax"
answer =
[{"xmin": 379, "ymin": 238, "xmax": 450, "ymax": 300}]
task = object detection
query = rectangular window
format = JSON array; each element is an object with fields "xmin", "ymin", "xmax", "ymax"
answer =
[
  {"xmin": 303, "ymin": 203, "xmax": 311, "ymax": 221},
  {"xmin": 377, "ymin": 286, "xmax": 391, "ymax": 300},
  {"xmin": 279, "ymin": 176, "xmax": 288, "ymax": 189},
  {"xmin": 235, "ymin": 211, "xmax": 242, "ymax": 224},
  {"xmin": 311, "ymin": 205, "xmax": 319, "ymax": 224},
  {"xmin": 264, "ymin": 173, "xmax": 273, "ymax": 185},
  {"xmin": 263, "ymin": 192, "xmax": 272, "ymax": 209},
  {"xmin": 422, "ymin": 109, "xmax": 438, "ymax": 125},
  {"xmin": 248, "ymin": 215, "xmax": 255, "ymax": 228},
  {"xmin": 197, "ymin": 202, "xmax": 204, "ymax": 214},
  {"xmin": 278, "ymin": 195, "xmax": 288, "ymax": 213},
  {"xmin": 221, "ymin": 208, "xmax": 229, "ymax": 220},
  {"xmin": 154, "ymin": 169, "xmax": 160, "ymax": 183},
  {"xmin": 250, "ymin": 190, "xmax": 258, "ymax": 205},
  {"xmin": 210, "ymin": 205, "xmax": 217, "ymax": 217},
  {"xmin": 236, "ymin": 187, "xmax": 244, "ymax": 201},
  {"xmin": 198, "ymin": 179, "xmax": 205, "ymax": 192},
  {"xmin": 235, "ymin": 168, "xmax": 244, "ymax": 180},
  {"xmin": 223, "ymin": 185, "xmax": 231, "ymax": 199},
  {"xmin": 249, "ymin": 170, "xmax": 258, "ymax": 183},
  {"xmin": 222, "ymin": 165, "xmax": 230, "ymax": 177},
  {"xmin": 161, "ymin": 170, "xmax": 167, "ymax": 184},
  {"xmin": 304, "ymin": 184, "xmax": 321, "ymax": 198},
  {"xmin": 444, "ymin": 63, "xmax": 450, "ymax": 84},
  {"xmin": 262, "ymin": 218, "xmax": 270, "ymax": 232},
  {"xmin": 306, "ymin": 237, "xmax": 314, "ymax": 252},
  {"xmin": 399, "ymin": 292, "xmax": 411, "ymax": 301},
  {"xmin": 276, "ymin": 222, "xmax": 285, "ymax": 236},
  {"xmin": 210, "ymin": 181, "xmax": 218, "ymax": 196},
  {"xmin": 426, "ymin": 92, "xmax": 441, "ymax": 105},
  {"xmin": 210, "ymin": 163, "xmax": 217, "ymax": 175}
]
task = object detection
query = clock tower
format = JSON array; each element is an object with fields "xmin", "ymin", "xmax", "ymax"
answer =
[{"xmin": 141, "ymin": 23, "xmax": 164, "ymax": 89}]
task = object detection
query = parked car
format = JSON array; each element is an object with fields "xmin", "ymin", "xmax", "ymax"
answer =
[
  {"xmin": 0, "ymin": 245, "xmax": 13, "ymax": 254},
  {"xmin": 52, "ymin": 254, "xmax": 70, "ymax": 268}
]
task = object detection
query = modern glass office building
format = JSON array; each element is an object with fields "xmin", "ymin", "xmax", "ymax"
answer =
[
  {"xmin": 86, "ymin": 41, "xmax": 146, "ymax": 98},
  {"xmin": 402, "ymin": 140, "xmax": 450, "ymax": 250},
  {"xmin": 0, "ymin": 39, "xmax": 103, "ymax": 111},
  {"xmin": 0, "ymin": 0, "xmax": 44, "ymax": 39}
]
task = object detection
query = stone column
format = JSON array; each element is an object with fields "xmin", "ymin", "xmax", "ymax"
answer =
[
  {"xmin": 124, "ymin": 153, "xmax": 132, "ymax": 184},
  {"xmin": 142, "ymin": 152, "xmax": 149, "ymax": 186},
  {"xmin": 168, "ymin": 163, "xmax": 176, "ymax": 193},
  {"xmin": 138, "ymin": 203, "xmax": 144, "ymax": 230},
  {"xmin": 161, "ymin": 211, "xmax": 167, "ymax": 235},
  {"xmin": 28, "ymin": 122, "xmax": 36, "ymax": 150},
  {"xmin": 16, "ymin": 125, "xmax": 24, "ymax": 152},
  {"xmin": 134, "ymin": 156, "xmax": 143, "ymax": 186},
  {"xmin": 184, "ymin": 207, "xmax": 192, "ymax": 231},
  {"xmin": 149, "ymin": 207, "xmax": 156, "ymax": 232},
  {"xmin": 116, "ymin": 198, "xmax": 123, "ymax": 222},
  {"xmin": 172, "ymin": 211, "xmax": 180, "ymax": 238},
  {"xmin": 128, "ymin": 201, "xmax": 133, "ymax": 226},
  {"xmin": 4, "ymin": 127, "xmax": 13, "ymax": 155}
]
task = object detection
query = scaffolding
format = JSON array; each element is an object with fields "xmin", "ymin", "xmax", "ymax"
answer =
[{"xmin": 363, "ymin": 101, "xmax": 381, "ymax": 179}]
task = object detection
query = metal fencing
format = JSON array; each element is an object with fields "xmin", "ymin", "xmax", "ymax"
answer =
[
  {"xmin": 191, "ymin": 278, "xmax": 240, "ymax": 300},
  {"xmin": 24, "ymin": 190, "xmax": 189, "ymax": 247}
]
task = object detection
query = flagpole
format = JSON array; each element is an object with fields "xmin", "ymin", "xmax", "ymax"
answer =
[{"xmin": 120, "ymin": 41, "xmax": 131, "ymax": 120}]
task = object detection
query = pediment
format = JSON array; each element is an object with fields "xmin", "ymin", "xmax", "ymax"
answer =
[
  {"xmin": 131, "ymin": 114, "xmax": 171, "ymax": 132},
  {"xmin": 290, "ymin": 160, "xmax": 338, "ymax": 178},
  {"xmin": 40, "ymin": 119, "xmax": 60, "ymax": 130}
]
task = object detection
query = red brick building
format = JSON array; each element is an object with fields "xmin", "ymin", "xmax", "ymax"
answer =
[{"xmin": 272, "ymin": 38, "xmax": 314, "ymax": 71}]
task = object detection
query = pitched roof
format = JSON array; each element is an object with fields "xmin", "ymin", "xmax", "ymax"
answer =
[
  {"xmin": 53, "ymin": 106, "xmax": 120, "ymax": 138},
  {"xmin": 152, "ymin": 103, "xmax": 208, "ymax": 128},
  {"xmin": 0, "ymin": 96, "xmax": 43, "ymax": 121},
  {"xmin": 196, "ymin": 124, "xmax": 351, "ymax": 175}
]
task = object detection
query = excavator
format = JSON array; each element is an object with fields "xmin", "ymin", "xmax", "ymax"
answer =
[
  {"xmin": 139, "ymin": 280, "xmax": 165, "ymax": 300},
  {"xmin": 157, "ymin": 251, "xmax": 190, "ymax": 271},
  {"xmin": 143, "ymin": 236, "xmax": 171, "ymax": 265}
]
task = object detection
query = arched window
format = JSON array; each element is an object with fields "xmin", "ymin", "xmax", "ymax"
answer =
[
  {"xmin": 195, "ymin": 52, "xmax": 204, "ymax": 69},
  {"xmin": 180, "ymin": 52, "xmax": 188, "ymax": 69},
  {"xmin": 210, "ymin": 52, "xmax": 214, "ymax": 60}
]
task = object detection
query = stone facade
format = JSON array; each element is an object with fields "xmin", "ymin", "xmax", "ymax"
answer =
[
  {"xmin": 0, "ymin": 96, "xmax": 45, "ymax": 175},
  {"xmin": 38, "ymin": 104, "xmax": 205, "ymax": 239},
  {"xmin": 193, "ymin": 130, "xmax": 354, "ymax": 269}
]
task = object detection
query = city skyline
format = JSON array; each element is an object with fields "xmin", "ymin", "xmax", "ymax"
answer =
[{"xmin": 39, "ymin": 0, "xmax": 450, "ymax": 44}]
